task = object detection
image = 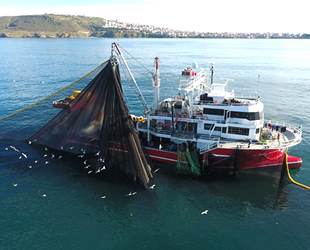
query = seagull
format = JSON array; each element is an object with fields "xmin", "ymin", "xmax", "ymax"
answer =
[
  {"xmin": 83, "ymin": 160, "xmax": 87, "ymax": 164},
  {"xmin": 77, "ymin": 154, "xmax": 84, "ymax": 158},
  {"xmin": 149, "ymin": 184, "xmax": 156, "ymax": 190},
  {"xmin": 126, "ymin": 191, "xmax": 137, "ymax": 196},
  {"xmin": 42, "ymin": 194, "xmax": 47, "ymax": 197},
  {"xmin": 13, "ymin": 183, "xmax": 18, "ymax": 187},
  {"xmin": 28, "ymin": 141, "xmax": 32, "ymax": 144},
  {"xmin": 60, "ymin": 146, "xmax": 64, "ymax": 150},
  {"xmin": 100, "ymin": 166, "xmax": 105, "ymax": 171},
  {"xmin": 22, "ymin": 153, "xmax": 27, "ymax": 158},
  {"xmin": 69, "ymin": 146, "xmax": 74, "ymax": 150},
  {"xmin": 29, "ymin": 165, "xmax": 32, "ymax": 169},
  {"xmin": 84, "ymin": 165, "xmax": 91, "ymax": 169},
  {"xmin": 5, "ymin": 148, "xmax": 8, "ymax": 150},
  {"xmin": 201, "ymin": 210, "xmax": 209, "ymax": 215},
  {"xmin": 100, "ymin": 196, "xmax": 106, "ymax": 199},
  {"xmin": 19, "ymin": 156, "xmax": 22, "ymax": 159},
  {"xmin": 95, "ymin": 169, "xmax": 101, "ymax": 174},
  {"xmin": 45, "ymin": 147, "xmax": 48, "ymax": 151},
  {"xmin": 34, "ymin": 160, "xmax": 38, "ymax": 163},
  {"xmin": 153, "ymin": 168, "xmax": 160, "ymax": 173},
  {"xmin": 95, "ymin": 151, "xmax": 100, "ymax": 156},
  {"xmin": 51, "ymin": 154, "xmax": 55, "ymax": 159},
  {"xmin": 43, "ymin": 154, "xmax": 48, "ymax": 157},
  {"xmin": 45, "ymin": 161, "xmax": 49, "ymax": 164},
  {"xmin": 58, "ymin": 156, "xmax": 62, "ymax": 159},
  {"xmin": 98, "ymin": 158, "xmax": 104, "ymax": 162},
  {"xmin": 88, "ymin": 170, "xmax": 92, "ymax": 174},
  {"xmin": 33, "ymin": 139, "xmax": 37, "ymax": 142}
]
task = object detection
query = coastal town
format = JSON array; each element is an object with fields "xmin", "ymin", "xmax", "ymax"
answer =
[{"xmin": 103, "ymin": 20, "xmax": 308, "ymax": 39}]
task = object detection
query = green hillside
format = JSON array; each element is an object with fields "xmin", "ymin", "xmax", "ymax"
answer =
[{"xmin": 0, "ymin": 14, "xmax": 108, "ymax": 38}]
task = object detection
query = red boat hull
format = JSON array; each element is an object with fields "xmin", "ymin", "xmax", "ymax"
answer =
[{"xmin": 144, "ymin": 147, "xmax": 302, "ymax": 170}]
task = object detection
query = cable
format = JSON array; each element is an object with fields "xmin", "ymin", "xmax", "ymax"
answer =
[{"xmin": 285, "ymin": 153, "xmax": 310, "ymax": 190}]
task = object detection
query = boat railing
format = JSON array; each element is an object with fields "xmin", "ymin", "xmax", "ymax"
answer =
[
  {"xmin": 263, "ymin": 120, "xmax": 302, "ymax": 147},
  {"xmin": 199, "ymin": 137, "xmax": 220, "ymax": 153},
  {"xmin": 149, "ymin": 126, "xmax": 172, "ymax": 136},
  {"xmin": 179, "ymin": 71, "xmax": 206, "ymax": 89}
]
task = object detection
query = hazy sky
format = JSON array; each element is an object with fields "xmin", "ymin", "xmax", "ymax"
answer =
[{"xmin": 0, "ymin": 0, "xmax": 308, "ymax": 33}]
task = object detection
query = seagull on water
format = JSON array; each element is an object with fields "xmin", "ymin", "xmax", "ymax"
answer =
[
  {"xmin": 149, "ymin": 184, "xmax": 156, "ymax": 190},
  {"xmin": 201, "ymin": 210, "xmax": 209, "ymax": 215},
  {"xmin": 83, "ymin": 160, "xmax": 87, "ymax": 164},
  {"xmin": 84, "ymin": 165, "xmax": 91, "ymax": 169},
  {"xmin": 58, "ymin": 156, "xmax": 62, "ymax": 159},
  {"xmin": 100, "ymin": 196, "xmax": 106, "ymax": 199},
  {"xmin": 28, "ymin": 141, "xmax": 32, "ymax": 144},
  {"xmin": 45, "ymin": 147, "xmax": 48, "ymax": 151},
  {"xmin": 69, "ymin": 146, "xmax": 74, "ymax": 150},
  {"xmin": 5, "ymin": 148, "xmax": 8, "ymax": 150},
  {"xmin": 42, "ymin": 194, "xmax": 46, "ymax": 197},
  {"xmin": 126, "ymin": 191, "xmax": 137, "ymax": 196},
  {"xmin": 45, "ymin": 161, "xmax": 49, "ymax": 164},
  {"xmin": 34, "ymin": 160, "xmax": 38, "ymax": 163},
  {"xmin": 95, "ymin": 151, "xmax": 100, "ymax": 156},
  {"xmin": 44, "ymin": 154, "xmax": 48, "ymax": 157},
  {"xmin": 13, "ymin": 183, "xmax": 18, "ymax": 187},
  {"xmin": 29, "ymin": 165, "xmax": 32, "ymax": 169},
  {"xmin": 60, "ymin": 145, "xmax": 64, "ymax": 150},
  {"xmin": 51, "ymin": 154, "xmax": 55, "ymax": 159},
  {"xmin": 22, "ymin": 153, "xmax": 27, "ymax": 158},
  {"xmin": 88, "ymin": 170, "xmax": 92, "ymax": 174}
]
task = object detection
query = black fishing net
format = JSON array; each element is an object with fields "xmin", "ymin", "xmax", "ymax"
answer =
[{"xmin": 27, "ymin": 59, "xmax": 152, "ymax": 188}]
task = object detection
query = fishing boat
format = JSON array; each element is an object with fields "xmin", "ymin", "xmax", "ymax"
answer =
[
  {"xmin": 122, "ymin": 47, "xmax": 303, "ymax": 174},
  {"xmin": 50, "ymin": 43, "xmax": 302, "ymax": 178}
]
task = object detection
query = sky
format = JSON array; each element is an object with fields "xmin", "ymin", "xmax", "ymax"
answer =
[{"xmin": 0, "ymin": 0, "xmax": 308, "ymax": 34}]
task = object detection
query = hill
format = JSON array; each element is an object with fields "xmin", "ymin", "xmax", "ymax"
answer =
[{"xmin": 0, "ymin": 14, "xmax": 112, "ymax": 38}]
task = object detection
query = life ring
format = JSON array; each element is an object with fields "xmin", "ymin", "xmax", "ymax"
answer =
[
  {"xmin": 181, "ymin": 113, "xmax": 187, "ymax": 118},
  {"xmin": 158, "ymin": 112, "xmax": 163, "ymax": 116},
  {"xmin": 214, "ymin": 101, "xmax": 219, "ymax": 105},
  {"xmin": 202, "ymin": 115, "xmax": 208, "ymax": 120}
]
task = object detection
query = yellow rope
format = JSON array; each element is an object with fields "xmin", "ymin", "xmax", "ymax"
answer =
[
  {"xmin": 0, "ymin": 61, "xmax": 108, "ymax": 121},
  {"xmin": 285, "ymin": 153, "xmax": 310, "ymax": 190}
]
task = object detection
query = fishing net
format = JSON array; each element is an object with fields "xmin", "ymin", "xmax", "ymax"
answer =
[{"xmin": 0, "ymin": 58, "xmax": 153, "ymax": 188}]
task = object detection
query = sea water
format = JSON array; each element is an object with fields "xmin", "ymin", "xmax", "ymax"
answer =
[{"xmin": 0, "ymin": 38, "xmax": 309, "ymax": 249}]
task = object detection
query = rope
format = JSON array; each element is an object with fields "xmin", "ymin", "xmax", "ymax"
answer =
[
  {"xmin": 0, "ymin": 61, "xmax": 108, "ymax": 121},
  {"xmin": 285, "ymin": 153, "xmax": 310, "ymax": 190}
]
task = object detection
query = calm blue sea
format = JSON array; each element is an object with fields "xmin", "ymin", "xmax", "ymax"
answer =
[{"xmin": 0, "ymin": 38, "xmax": 310, "ymax": 249}]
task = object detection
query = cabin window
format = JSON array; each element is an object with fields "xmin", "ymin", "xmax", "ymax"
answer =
[
  {"xmin": 228, "ymin": 127, "xmax": 249, "ymax": 136},
  {"xmin": 256, "ymin": 128, "xmax": 260, "ymax": 134},
  {"xmin": 222, "ymin": 127, "xmax": 227, "ymax": 133},
  {"xmin": 203, "ymin": 108, "xmax": 224, "ymax": 116},
  {"xmin": 204, "ymin": 123, "xmax": 214, "ymax": 130},
  {"xmin": 230, "ymin": 111, "xmax": 260, "ymax": 121},
  {"xmin": 214, "ymin": 127, "xmax": 221, "ymax": 132}
]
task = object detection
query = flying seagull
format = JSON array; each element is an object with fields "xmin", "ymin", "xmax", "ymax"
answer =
[{"xmin": 201, "ymin": 210, "xmax": 209, "ymax": 215}]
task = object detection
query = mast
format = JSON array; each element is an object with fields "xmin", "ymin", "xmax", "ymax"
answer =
[
  {"xmin": 112, "ymin": 42, "xmax": 149, "ymax": 111},
  {"xmin": 210, "ymin": 63, "xmax": 214, "ymax": 84},
  {"xmin": 153, "ymin": 57, "xmax": 160, "ymax": 110}
]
